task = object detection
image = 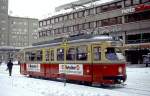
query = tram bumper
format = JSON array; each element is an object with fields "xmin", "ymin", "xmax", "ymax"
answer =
[{"xmin": 103, "ymin": 75, "xmax": 127, "ymax": 84}]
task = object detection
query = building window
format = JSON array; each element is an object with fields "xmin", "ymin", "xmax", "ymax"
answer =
[
  {"xmin": 79, "ymin": 24, "xmax": 83, "ymax": 30},
  {"xmin": 90, "ymin": 22, "xmax": 95, "ymax": 28},
  {"xmin": 96, "ymin": 6, "xmax": 101, "ymax": 13},
  {"xmin": 64, "ymin": 15, "xmax": 68, "ymax": 20},
  {"xmin": 84, "ymin": 22, "xmax": 90, "ymax": 29},
  {"xmin": 96, "ymin": 20, "xmax": 101, "ymax": 27},
  {"xmin": 133, "ymin": 0, "xmax": 140, "ymax": 5},
  {"xmin": 54, "ymin": 17, "xmax": 59, "ymax": 23},
  {"xmin": 124, "ymin": 0, "xmax": 132, "ymax": 7},
  {"xmin": 101, "ymin": 19, "xmax": 109, "ymax": 26},
  {"xmin": 101, "ymin": 5, "xmax": 109, "ymax": 12},
  {"xmin": 74, "ymin": 12, "xmax": 78, "ymax": 19},
  {"xmin": 59, "ymin": 16, "xmax": 63, "ymax": 21},
  {"xmin": 109, "ymin": 18, "xmax": 117, "ymax": 25},
  {"xmin": 47, "ymin": 19, "xmax": 51, "ymax": 25},
  {"xmin": 73, "ymin": 25, "xmax": 79, "ymax": 31},
  {"xmin": 78, "ymin": 11, "xmax": 85, "ymax": 18},
  {"xmin": 141, "ymin": 0, "xmax": 150, "ymax": 3},
  {"xmin": 86, "ymin": 8, "xmax": 94, "ymax": 16},
  {"xmin": 51, "ymin": 19, "xmax": 54, "ymax": 24},
  {"xmin": 68, "ymin": 14, "xmax": 74, "ymax": 19},
  {"xmin": 43, "ymin": 21, "xmax": 47, "ymax": 26},
  {"xmin": 116, "ymin": 1, "xmax": 122, "ymax": 8}
]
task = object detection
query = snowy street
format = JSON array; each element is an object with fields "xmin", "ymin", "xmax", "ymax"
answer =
[{"xmin": 0, "ymin": 64, "xmax": 150, "ymax": 96}]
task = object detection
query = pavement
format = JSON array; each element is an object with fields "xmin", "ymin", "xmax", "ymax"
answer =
[{"xmin": 127, "ymin": 63, "xmax": 150, "ymax": 68}]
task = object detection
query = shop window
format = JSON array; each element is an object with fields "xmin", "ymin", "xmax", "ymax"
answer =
[
  {"xmin": 76, "ymin": 46, "xmax": 88, "ymax": 61},
  {"xmin": 57, "ymin": 48, "xmax": 64, "ymax": 61},
  {"xmin": 93, "ymin": 47, "xmax": 101, "ymax": 61},
  {"xmin": 67, "ymin": 48, "xmax": 76, "ymax": 60}
]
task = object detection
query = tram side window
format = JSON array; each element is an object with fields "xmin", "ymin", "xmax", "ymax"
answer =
[
  {"xmin": 105, "ymin": 47, "xmax": 118, "ymax": 61},
  {"xmin": 93, "ymin": 47, "xmax": 101, "ymax": 61},
  {"xmin": 50, "ymin": 50, "xmax": 54, "ymax": 61},
  {"xmin": 57, "ymin": 48, "xmax": 64, "ymax": 61},
  {"xmin": 25, "ymin": 52, "xmax": 30, "ymax": 61},
  {"xmin": 37, "ymin": 50, "xmax": 42, "ymax": 61},
  {"xmin": 76, "ymin": 46, "xmax": 88, "ymax": 61},
  {"xmin": 45, "ymin": 49, "xmax": 50, "ymax": 61},
  {"xmin": 67, "ymin": 48, "xmax": 76, "ymax": 60}
]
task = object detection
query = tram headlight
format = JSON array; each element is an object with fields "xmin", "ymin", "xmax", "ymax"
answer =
[{"xmin": 118, "ymin": 67, "xmax": 123, "ymax": 74}]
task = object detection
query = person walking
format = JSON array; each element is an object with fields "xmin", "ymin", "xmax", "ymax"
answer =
[{"xmin": 7, "ymin": 60, "xmax": 13, "ymax": 76}]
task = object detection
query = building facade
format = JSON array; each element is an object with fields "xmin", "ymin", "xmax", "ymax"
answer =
[
  {"xmin": 0, "ymin": 0, "xmax": 38, "ymax": 62},
  {"xmin": 0, "ymin": 0, "xmax": 8, "ymax": 46},
  {"xmin": 8, "ymin": 16, "xmax": 38, "ymax": 47},
  {"xmin": 38, "ymin": 0, "xmax": 150, "ymax": 64}
]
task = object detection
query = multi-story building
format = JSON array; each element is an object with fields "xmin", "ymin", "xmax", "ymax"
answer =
[
  {"xmin": 8, "ymin": 16, "xmax": 38, "ymax": 47},
  {"xmin": 0, "ymin": 0, "xmax": 8, "ymax": 46},
  {"xmin": 0, "ymin": 0, "xmax": 38, "ymax": 62},
  {"xmin": 38, "ymin": 0, "xmax": 150, "ymax": 64}
]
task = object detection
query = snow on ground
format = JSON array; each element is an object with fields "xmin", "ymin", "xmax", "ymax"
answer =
[{"xmin": 0, "ymin": 64, "xmax": 150, "ymax": 96}]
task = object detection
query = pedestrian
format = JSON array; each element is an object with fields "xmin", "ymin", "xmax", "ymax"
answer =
[
  {"xmin": 143, "ymin": 56, "xmax": 149, "ymax": 67},
  {"xmin": 7, "ymin": 60, "xmax": 13, "ymax": 76}
]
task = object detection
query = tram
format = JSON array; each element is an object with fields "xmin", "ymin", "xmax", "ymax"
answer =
[{"xmin": 18, "ymin": 34, "xmax": 127, "ymax": 85}]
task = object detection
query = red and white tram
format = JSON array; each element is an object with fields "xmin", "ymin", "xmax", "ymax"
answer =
[{"xmin": 18, "ymin": 34, "xmax": 127, "ymax": 85}]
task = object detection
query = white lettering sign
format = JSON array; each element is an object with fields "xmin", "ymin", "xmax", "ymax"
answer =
[
  {"xmin": 122, "ymin": 7, "xmax": 135, "ymax": 14},
  {"xmin": 27, "ymin": 64, "xmax": 40, "ymax": 72},
  {"xmin": 59, "ymin": 64, "xmax": 83, "ymax": 75}
]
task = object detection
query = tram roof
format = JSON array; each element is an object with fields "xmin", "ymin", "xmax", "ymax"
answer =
[{"xmin": 32, "ymin": 34, "xmax": 113, "ymax": 46}]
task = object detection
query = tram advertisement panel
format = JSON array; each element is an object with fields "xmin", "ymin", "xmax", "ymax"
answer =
[
  {"xmin": 27, "ymin": 64, "xmax": 40, "ymax": 72},
  {"xmin": 59, "ymin": 64, "xmax": 83, "ymax": 75}
]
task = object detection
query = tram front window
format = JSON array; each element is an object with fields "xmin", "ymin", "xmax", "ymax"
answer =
[{"xmin": 105, "ymin": 47, "xmax": 125, "ymax": 61}]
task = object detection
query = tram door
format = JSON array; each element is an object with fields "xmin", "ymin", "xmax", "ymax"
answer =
[{"xmin": 92, "ymin": 44, "xmax": 103, "ymax": 83}]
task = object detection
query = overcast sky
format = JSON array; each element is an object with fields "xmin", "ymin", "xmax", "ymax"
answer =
[{"xmin": 8, "ymin": 0, "xmax": 113, "ymax": 19}]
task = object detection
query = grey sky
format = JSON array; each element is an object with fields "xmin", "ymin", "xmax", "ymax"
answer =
[{"xmin": 8, "ymin": 0, "xmax": 113, "ymax": 19}]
